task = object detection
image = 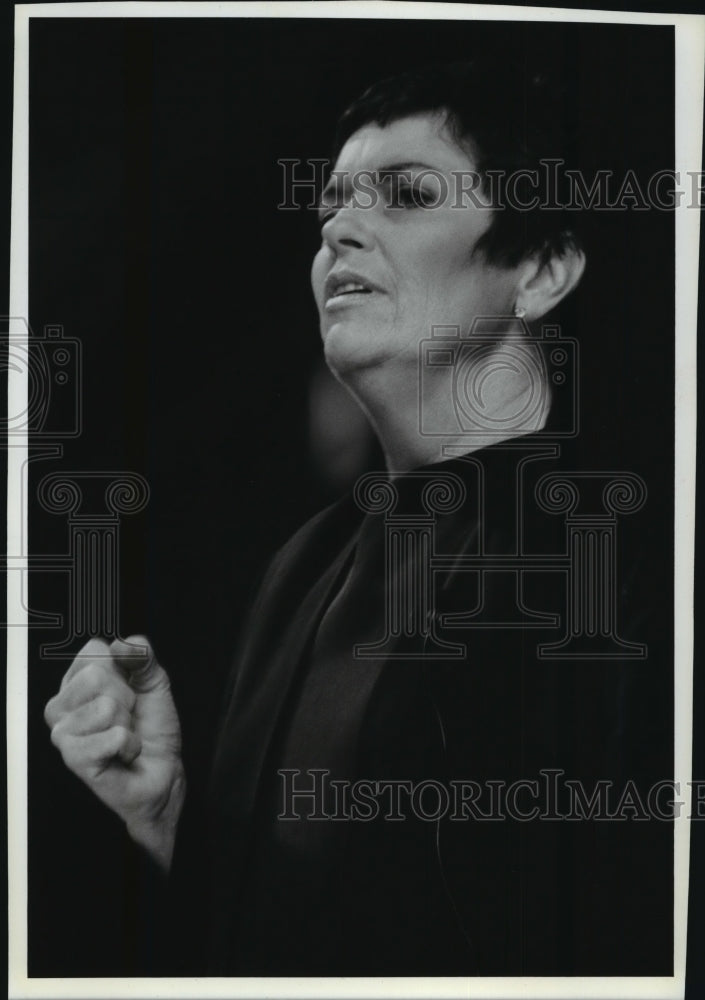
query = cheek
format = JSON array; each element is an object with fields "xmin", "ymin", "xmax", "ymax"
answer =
[
  {"xmin": 399, "ymin": 225, "xmax": 480, "ymax": 292},
  {"xmin": 398, "ymin": 254, "xmax": 477, "ymax": 315},
  {"xmin": 395, "ymin": 250, "xmax": 505, "ymax": 328}
]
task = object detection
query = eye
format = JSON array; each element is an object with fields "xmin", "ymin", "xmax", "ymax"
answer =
[
  {"xmin": 381, "ymin": 175, "xmax": 438, "ymax": 210},
  {"xmin": 395, "ymin": 182, "xmax": 417, "ymax": 206},
  {"xmin": 317, "ymin": 208, "xmax": 336, "ymax": 229},
  {"xmin": 404, "ymin": 183, "xmax": 436, "ymax": 207},
  {"xmin": 409, "ymin": 183, "xmax": 438, "ymax": 208},
  {"xmin": 317, "ymin": 192, "xmax": 348, "ymax": 228}
]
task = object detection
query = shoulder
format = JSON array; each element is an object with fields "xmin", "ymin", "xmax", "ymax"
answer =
[
  {"xmin": 264, "ymin": 492, "xmax": 362, "ymax": 585},
  {"xmin": 239, "ymin": 491, "xmax": 363, "ymax": 635}
]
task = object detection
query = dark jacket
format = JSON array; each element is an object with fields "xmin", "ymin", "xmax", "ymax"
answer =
[{"xmin": 171, "ymin": 440, "xmax": 673, "ymax": 976}]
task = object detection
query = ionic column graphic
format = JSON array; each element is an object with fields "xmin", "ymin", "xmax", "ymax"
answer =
[
  {"xmin": 535, "ymin": 473, "xmax": 647, "ymax": 659},
  {"xmin": 438, "ymin": 446, "xmax": 560, "ymax": 630},
  {"xmin": 353, "ymin": 473, "xmax": 467, "ymax": 659},
  {"xmin": 36, "ymin": 473, "xmax": 150, "ymax": 656}
]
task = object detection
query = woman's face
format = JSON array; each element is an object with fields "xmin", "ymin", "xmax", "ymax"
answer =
[{"xmin": 311, "ymin": 112, "xmax": 522, "ymax": 378}]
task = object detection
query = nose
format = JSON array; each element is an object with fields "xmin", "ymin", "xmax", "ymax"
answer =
[{"xmin": 320, "ymin": 203, "xmax": 376, "ymax": 253}]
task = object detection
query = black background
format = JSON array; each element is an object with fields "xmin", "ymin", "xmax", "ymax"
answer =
[{"xmin": 2, "ymin": 7, "xmax": 696, "ymax": 987}]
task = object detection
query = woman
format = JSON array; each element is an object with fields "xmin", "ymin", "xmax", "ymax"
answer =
[{"xmin": 44, "ymin": 62, "xmax": 670, "ymax": 976}]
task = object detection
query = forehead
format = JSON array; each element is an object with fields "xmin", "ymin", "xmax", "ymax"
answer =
[{"xmin": 333, "ymin": 112, "xmax": 478, "ymax": 175}]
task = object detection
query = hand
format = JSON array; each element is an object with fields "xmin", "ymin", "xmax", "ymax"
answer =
[{"xmin": 44, "ymin": 635, "xmax": 186, "ymax": 872}]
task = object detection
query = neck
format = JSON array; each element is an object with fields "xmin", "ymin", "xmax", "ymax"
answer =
[{"xmin": 335, "ymin": 337, "xmax": 551, "ymax": 474}]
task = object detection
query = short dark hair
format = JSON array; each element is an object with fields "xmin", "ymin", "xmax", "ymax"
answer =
[{"xmin": 333, "ymin": 61, "xmax": 583, "ymax": 268}]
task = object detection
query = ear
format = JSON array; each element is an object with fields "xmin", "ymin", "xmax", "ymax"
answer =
[{"xmin": 514, "ymin": 245, "xmax": 586, "ymax": 322}]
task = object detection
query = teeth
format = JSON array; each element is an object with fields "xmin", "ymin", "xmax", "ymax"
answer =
[{"xmin": 335, "ymin": 282, "xmax": 369, "ymax": 295}]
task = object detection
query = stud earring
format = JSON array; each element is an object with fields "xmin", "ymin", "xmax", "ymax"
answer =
[{"xmin": 513, "ymin": 304, "xmax": 526, "ymax": 319}]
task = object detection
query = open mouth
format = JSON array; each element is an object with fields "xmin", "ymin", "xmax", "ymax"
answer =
[
  {"xmin": 327, "ymin": 282, "xmax": 374, "ymax": 306},
  {"xmin": 333, "ymin": 282, "xmax": 372, "ymax": 296},
  {"xmin": 324, "ymin": 273, "xmax": 381, "ymax": 309}
]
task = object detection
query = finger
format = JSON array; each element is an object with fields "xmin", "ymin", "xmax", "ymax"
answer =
[
  {"xmin": 60, "ymin": 638, "xmax": 113, "ymax": 691},
  {"xmin": 50, "ymin": 694, "xmax": 132, "ymax": 738},
  {"xmin": 109, "ymin": 635, "xmax": 170, "ymax": 695},
  {"xmin": 45, "ymin": 661, "xmax": 135, "ymax": 728},
  {"xmin": 53, "ymin": 725, "xmax": 142, "ymax": 776}
]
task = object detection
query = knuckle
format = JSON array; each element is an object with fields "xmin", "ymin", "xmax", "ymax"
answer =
[
  {"xmin": 121, "ymin": 683, "xmax": 137, "ymax": 712},
  {"xmin": 61, "ymin": 747, "xmax": 84, "ymax": 775},
  {"xmin": 56, "ymin": 735, "xmax": 80, "ymax": 770},
  {"xmin": 115, "ymin": 702, "xmax": 132, "ymax": 727},
  {"xmin": 49, "ymin": 721, "xmax": 65, "ymax": 749},
  {"xmin": 80, "ymin": 661, "xmax": 105, "ymax": 688},
  {"xmin": 110, "ymin": 724, "xmax": 130, "ymax": 747},
  {"xmin": 44, "ymin": 697, "xmax": 58, "ymax": 727},
  {"xmin": 92, "ymin": 694, "xmax": 118, "ymax": 727},
  {"xmin": 111, "ymin": 724, "xmax": 139, "ymax": 758},
  {"xmin": 105, "ymin": 679, "xmax": 136, "ymax": 714},
  {"xmin": 105, "ymin": 726, "xmax": 129, "ymax": 759},
  {"xmin": 51, "ymin": 715, "xmax": 79, "ymax": 750}
]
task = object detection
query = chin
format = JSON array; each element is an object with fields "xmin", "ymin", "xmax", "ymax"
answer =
[{"xmin": 321, "ymin": 322, "xmax": 387, "ymax": 380}]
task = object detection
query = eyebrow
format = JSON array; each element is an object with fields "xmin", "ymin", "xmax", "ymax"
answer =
[{"xmin": 318, "ymin": 161, "xmax": 443, "ymax": 208}]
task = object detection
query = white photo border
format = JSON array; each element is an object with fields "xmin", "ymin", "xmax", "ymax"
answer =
[{"xmin": 7, "ymin": 2, "xmax": 704, "ymax": 998}]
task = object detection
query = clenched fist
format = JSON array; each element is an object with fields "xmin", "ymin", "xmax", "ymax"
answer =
[{"xmin": 44, "ymin": 635, "xmax": 186, "ymax": 872}]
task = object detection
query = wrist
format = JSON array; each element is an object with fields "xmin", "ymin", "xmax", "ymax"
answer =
[{"xmin": 126, "ymin": 768, "xmax": 187, "ymax": 873}]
